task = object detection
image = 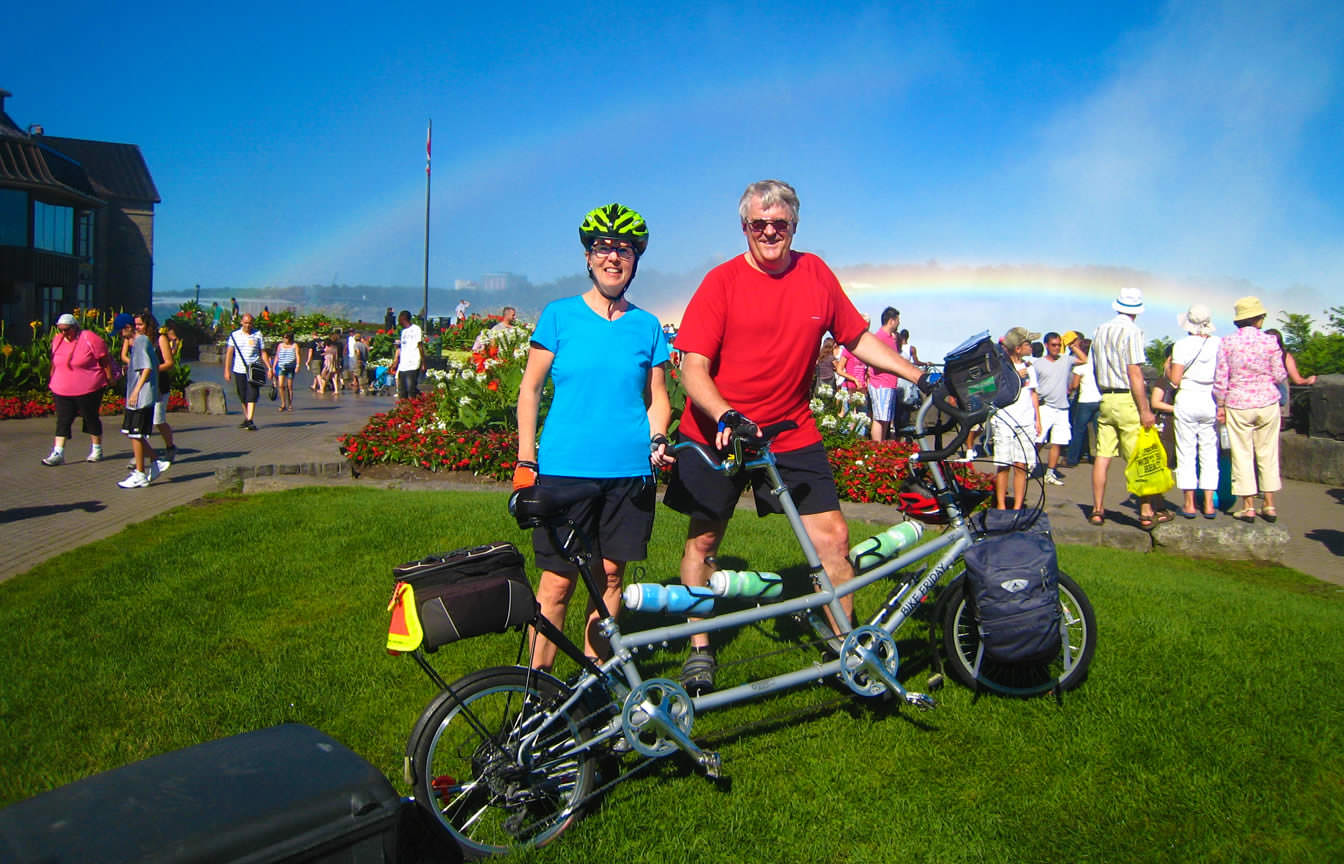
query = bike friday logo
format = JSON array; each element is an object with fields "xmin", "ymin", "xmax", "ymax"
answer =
[{"xmin": 1001, "ymin": 578, "xmax": 1030, "ymax": 593}]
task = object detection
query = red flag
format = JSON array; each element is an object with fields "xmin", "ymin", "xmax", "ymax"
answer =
[{"xmin": 426, "ymin": 120, "xmax": 432, "ymax": 176}]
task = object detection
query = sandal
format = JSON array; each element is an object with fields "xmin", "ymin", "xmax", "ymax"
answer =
[
  {"xmin": 1139, "ymin": 513, "xmax": 1156, "ymax": 530},
  {"xmin": 1180, "ymin": 510, "xmax": 1199, "ymax": 520},
  {"xmin": 1088, "ymin": 509, "xmax": 1105, "ymax": 526},
  {"xmin": 1261, "ymin": 507, "xmax": 1278, "ymax": 523},
  {"xmin": 1154, "ymin": 510, "xmax": 1174, "ymax": 525},
  {"xmin": 1236, "ymin": 508, "xmax": 1256, "ymax": 524}
]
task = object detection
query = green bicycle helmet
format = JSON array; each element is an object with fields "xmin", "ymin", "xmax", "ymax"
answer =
[{"xmin": 579, "ymin": 203, "xmax": 649, "ymax": 256}]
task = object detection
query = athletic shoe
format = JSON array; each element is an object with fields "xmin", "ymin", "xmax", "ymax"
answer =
[
  {"xmin": 86, "ymin": 448, "xmax": 103, "ymax": 463},
  {"xmin": 42, "ymin": 449, "xmax": 64, "ymax": 466},
  {"xmin": 146, "ymin": 461, "xmax": 161, "ymax": 483},
  {"xmin": 680, "ymin": 648, "xmax": 717, "ymax": 695},
  {"xmin": 118, "ymin": 470, "xmax": 150, "ymax": 489},
  {"xmin": 154, "ymin": 459, "xmax": 172, "ymax": 475},
  {"xmin": 953, "ymin": 447, "xmax": 978, "ymax": 463},
  {"xmin": 245, "ymin": 420, "xmax": 258, "ymax": 431},
  {"xmin": 1046, "ymin": 469, "xmax": 1065, "ymax": 486},
  {"xmin": 239, "ymin": 419, "xmax": 250, "ymax": 428}
]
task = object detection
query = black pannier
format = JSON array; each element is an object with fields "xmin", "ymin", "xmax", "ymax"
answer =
[
  {"xmin": 393, "ymin": 542, "xmax": 536, "ymax": 649},
  {"xmin": 962, "ymin": 511, "xmax": 1062, "ymax": 665}
]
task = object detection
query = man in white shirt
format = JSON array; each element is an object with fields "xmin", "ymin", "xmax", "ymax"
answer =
[
  {"xmin": 390, "ymin": 310, "xmax": 423, "ymax": 400},
  {"xmin": 1033, "ymin": 331, "xmax": 1085, "ymax": 485}
]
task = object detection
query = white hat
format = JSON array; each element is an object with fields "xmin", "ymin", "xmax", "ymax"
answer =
[
  {"xmin": 55, "ymin": 313, "xmax": 78, "ymax": 327},
  {"xmin": 1177, "ymin": 304, "xmax": 1214, "ymax": 336},
  {"xmin": 1112, "ymin": 286, "xmax": 1144, "ymax": 315}
]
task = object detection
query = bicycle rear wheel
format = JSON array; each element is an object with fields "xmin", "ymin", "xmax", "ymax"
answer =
[
  {"xmin": 941, "ymin": 570, "xmax": 1096, "ymax": 696},
  {"xmin": 409, "ymin": 666, "xmax": 597, "ymax": 859}
]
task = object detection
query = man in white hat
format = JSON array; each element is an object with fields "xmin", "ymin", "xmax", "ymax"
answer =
[{"xmin": 1089, "ymin": 286, "xmax": 1166, "ymax": 528}]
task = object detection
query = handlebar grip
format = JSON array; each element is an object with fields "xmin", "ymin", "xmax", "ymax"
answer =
[{"xmin": 911, "ymin": 390, "xmax": 983, "ymax": 463}]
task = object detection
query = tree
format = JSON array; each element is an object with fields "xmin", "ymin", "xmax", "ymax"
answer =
[
  {"xmin": 1276, "ymin": 310, "xmax": 1344, "ymax": 376},
  {"xmin": 1276, "ymin": 312, "xmax": 1314, "ymax": 355},
  {"xmin": 1145, "ymin": 336, "xmax": 1173, "ymax": 370}
]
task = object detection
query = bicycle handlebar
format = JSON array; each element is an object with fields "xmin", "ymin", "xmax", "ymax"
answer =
[
  {"xmin": 909, "ymin": 386, "xmax": 986, "ymax": 464},
  {"xmin": 669, "ymin": 420, "xmax": 798, "ymax": 475}
]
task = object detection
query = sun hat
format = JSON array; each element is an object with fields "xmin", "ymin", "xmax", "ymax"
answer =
[
  {"xmin": 1233, "ymin": 296, "xmax": 1268, "ymax": 322},
  {"xmin": 1177, "ymin": 304, "xmax": 1215, "ymax": 336},
  {"xmin": 112, "ymin": 313, "xmax": 134, "ymax": 331},
  {"xmin": 1112, "ymin": 286, "xmax": 1145, "ymax": 315},
  {"xmin": 1002, "ymin": 326, "xmax": 1041, "ymax": 351},
  {"xmin": 55, "ymin": 313, "xmax": 78, "ymax": 327}
]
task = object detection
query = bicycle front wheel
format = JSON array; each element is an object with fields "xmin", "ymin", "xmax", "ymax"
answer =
[
  {"xmin": 941, "ymin": 570, "xmax": 1096, "ymax": 696},
  {"xmin": 409, "ymin": 666, "xmax": 597, "ymax": 859}
]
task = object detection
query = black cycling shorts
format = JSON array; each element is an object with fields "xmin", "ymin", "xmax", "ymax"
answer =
[
  {"xmin": 531, "ymin": 475, "xmax": 656, "ymax": 572},
  {"xmin": 663, "ymin": 439, "xmax": 841, "ymax": 522}
]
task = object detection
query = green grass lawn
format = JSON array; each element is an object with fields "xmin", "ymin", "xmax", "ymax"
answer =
[{"xmin": 1, "ymin": 487, "xmax": 1341, "ymax": 863}]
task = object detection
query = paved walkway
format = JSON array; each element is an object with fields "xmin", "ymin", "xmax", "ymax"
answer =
[
  {"xmin": 3, "ymin": 371, "xmax": 1341, "ymax": 586},
  {"xmin": 0, "ymin": 362, "xmax": 394, "ymax": 581}
]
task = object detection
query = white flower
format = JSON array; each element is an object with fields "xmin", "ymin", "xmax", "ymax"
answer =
[
  {"xmin": 820, "ymin": 415, "xmax": 838, "ymax": 430},
  {"xmin": 458, "ymin": 396, "xmax": 471, "ymax": 406},
  {"xmin": 809, "ymin": 399, "xmax": 824, "ymax": 413},
  {"xmin": 512, "ymin": 345, "xmax": 528, "ymax": 359},
  {"xmin": 816, "ymin": 384, "xmax": 834, "ymax": 399}
]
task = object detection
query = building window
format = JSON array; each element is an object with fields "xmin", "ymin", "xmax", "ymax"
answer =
[
  {"xmin": 41, "ymin": 284, "xmax": 64, "ymax": 326},
  {"xmin": 77, "ymin": 210, "xmax": 94, "ymax": 263},
  {"xmin": 0, "ymin": 188, "xmax": 26, "ymax": 247},
  {"xmin": 34, "ymin": 201, "xmax": 74, "ymax": 254},
  {"xmin": 76, "ymin": 281, "xmax": 94, "ymax": 311}
]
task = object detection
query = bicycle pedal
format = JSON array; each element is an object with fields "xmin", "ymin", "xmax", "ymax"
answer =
[
  {"xmin": 698, "ymin": 750, "xmax": 723, "ymax": 779},
  {"xmin": 905, "ymin": 692, "xmax": 937, "ymax": 711},
  {"xmin": 926, "ymin": 673, "xmax": 944, "ymax": 692}
]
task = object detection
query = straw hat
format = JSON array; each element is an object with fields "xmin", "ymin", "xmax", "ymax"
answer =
[
  {"xmin": 1177, "ymin": 304, "xmax": 1215, "ymax": 336},
  {"xmin": 1233, "ymin": 296, "xmax": 1268, "ymax": 322}
]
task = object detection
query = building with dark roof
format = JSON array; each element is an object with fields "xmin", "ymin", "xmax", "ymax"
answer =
[{"xmin": 1, "ymin": 88, "xmax": 159, "ymax": 340}]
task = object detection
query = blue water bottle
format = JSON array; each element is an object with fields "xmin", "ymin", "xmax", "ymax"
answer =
[
  {"xmin": 709, "ymin": 570, "xmax": 784, "ymax": 600},
  {"xmin": 848, "ymin": 521, "xmax": 924, "ymax": 571},
  {"xmin": 623, "ymin": 583, "xmax": 716, "ymax": 616}
]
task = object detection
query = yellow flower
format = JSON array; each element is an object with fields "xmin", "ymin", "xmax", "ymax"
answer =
[{"xmin": 1, "ymin": 345, "xmax": 13, "ymax": 357}]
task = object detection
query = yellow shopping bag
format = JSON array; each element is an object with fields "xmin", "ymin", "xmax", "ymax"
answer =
[{"xmin": 1125, "ymin": 426, "xmax": 1175, "ymax": 496}]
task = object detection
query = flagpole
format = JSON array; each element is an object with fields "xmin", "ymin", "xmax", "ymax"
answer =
[{"xmin": 422, "ymin": 119, "xmax": 431, "ymax": 330}]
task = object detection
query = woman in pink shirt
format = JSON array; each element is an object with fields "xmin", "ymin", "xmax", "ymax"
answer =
[
  {"xmin": 43, "ymin": 314, "xmax": 115, "ymax": 466},
  {"xmin": 1212, "ymin": 297, "xmax": 1288, "ymax": 523}
]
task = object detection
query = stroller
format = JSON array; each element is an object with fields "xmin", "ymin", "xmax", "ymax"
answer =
[{"xmin": 368, "ymin": 365, "xmax": 395, "ymax": 396}]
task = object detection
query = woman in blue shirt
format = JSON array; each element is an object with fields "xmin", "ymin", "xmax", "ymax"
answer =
[{"xmin": 514, "ymin": 204, "xmax": 673, "ymax": 672}]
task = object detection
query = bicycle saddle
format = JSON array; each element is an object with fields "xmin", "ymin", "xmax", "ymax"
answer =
[{"xmin": 508, "ymin": 481, "xmax": 602, "ymax": 528}]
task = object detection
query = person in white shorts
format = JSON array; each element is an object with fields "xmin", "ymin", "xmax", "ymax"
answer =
[
  {"xmin": 1033, "ymin": 331, "xmax": 1084, "ymax": 485},
  {"xmin": 991, "ymin": 327, "xmax": 1040, "ymax": 510}
]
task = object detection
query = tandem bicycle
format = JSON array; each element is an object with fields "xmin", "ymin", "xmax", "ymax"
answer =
[{"xmin": 385, "ymin": 332, "xmax": 1098, "ymax": 858}]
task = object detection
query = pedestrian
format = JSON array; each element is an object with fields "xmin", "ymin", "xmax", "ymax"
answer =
[
  {"xmin": 42, "ymin": 313, "xmax": 115, "ymax": 466},
  {"xmin": 1170, "ymin": 304, "xmax": 1220, "ymax": 518},
  {"xmin": 384, "ymin": 307, "xmax": 396, "ymax": 332},
  {"xmin": 118, "ymin": 311, "xmax": 172, "ymax": 488},
  {"xmin": 1213, "ymin": 297, "xmax": 1288, "ymax": 523},
  {"xmin": 1264, "ymin": 328, "xmax": 1317, "ymax": 420},
  {"xmin": 514, "ymin": 203, "xmax": 672, "ymax": 672},
  {"xmin": 1033, "ymin": 331, "xmax": 1084, "ymax": 485},
  {"xmin": 814, "ymin": 336, "xmax": 838, "ymax": 393},
  {"xmin": 390, "ymin": 310, "xmax": 423, "ymax": 400},
  {"xmin": 1065, "ymin": 336, "xmax": 1100, "ymax": 467},
  {"xmin": 345, "ymin": 330, "xmax": 365, "ymax": 394},
  {"xmin": 210, "ymin": 302, "xmax": 222, "ymax": 334},
  {"xmin": 865, "ymin": 308, "xmax": 901, "ymax": 441},
  {"xmin": 1088, "ymin": 286, "xmax": 1168, "ymax": 529},
  {"xmin": 272, "ymin": 330, "xmax": 300, "ymax": 411},
  {"xmin": 224, "ymin": 313, "xmax": 269, "ymax": 430},
  {"xmin": 991, "ymin": 327, "xmax": 1041, "ymax": 510},
  {"xmin": 151, "ymin": 317, "xmax": 180, "ymax": 464},
  {"xmin": 665, "ymin": 179, "xmax": 928, "ymax": 693}
]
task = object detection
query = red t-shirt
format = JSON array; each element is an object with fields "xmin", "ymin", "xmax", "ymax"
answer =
[{"xmin": 675, "ymin": 252, "xmax": 867, "ymax": 453}]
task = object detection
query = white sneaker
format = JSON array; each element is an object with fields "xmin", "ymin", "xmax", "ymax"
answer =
[
  {"xmin": 1046, "ymin": 470, "xmax": 1065, "ymax": 486},
  {"xmin": 42, "ymin": 449, "xmax": 64, "ymax": 466},
  {"xmin": 154, "ymin": 459, "xmax": 172, "ymax": 475},
  {"xmin": 118, "ymin": 470, "xmax": 150, "ymax": 489},
  {"xmin": 146, "ymin": 461, "xmax": 161, "ymax": 483},
  {"xmin": 87, "ymin": 448, "xmax": 104, "ymax": 463}
]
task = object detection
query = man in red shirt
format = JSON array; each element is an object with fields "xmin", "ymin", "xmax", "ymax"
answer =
[{"xmin": 666, "ymin": 179, "xmax": 927, "ymax": 693}]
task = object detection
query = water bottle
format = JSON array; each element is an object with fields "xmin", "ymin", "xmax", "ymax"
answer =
[
  {"xmin": 623, "ymin": 583, "xmax": 715, "ymax": 616},
  {"xmin": 1218, "ymin": 423, "xmax": 1231, "ymax": 450},
  {"xmin": 848, "ymin": 521, "xmax": 924, "ymax": 571},
  {"xmin": 709, "ymin": 570, "xmax": 784, "ymax": 600}
]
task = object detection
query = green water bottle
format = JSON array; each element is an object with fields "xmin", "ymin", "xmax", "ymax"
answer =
[
  {"xmin": 848, "ymin": 521, "xmax": 924, "ymax": 572},
  {"xmin": 709, "ymin": 570, "xmax": 784, "ymax": 600}
]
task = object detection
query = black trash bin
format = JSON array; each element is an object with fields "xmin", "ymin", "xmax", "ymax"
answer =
[{"xmin": 0, "ymin": 723, "xmax": 447, "ymax": 863}]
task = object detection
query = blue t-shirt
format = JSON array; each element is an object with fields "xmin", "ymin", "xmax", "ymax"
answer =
[{"xmin": 533, "ymin": 295, "xmax": 669, "ymax": 478}]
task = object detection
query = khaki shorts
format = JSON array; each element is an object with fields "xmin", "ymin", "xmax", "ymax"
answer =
[{"xmin": 1096, "ymin": 393, "xmax": 1140, "ymax": 460}]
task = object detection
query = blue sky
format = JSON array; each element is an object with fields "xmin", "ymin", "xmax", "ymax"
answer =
[{"xmin": 6, "ymin": 0, "xmax": 1342, "ymax": 354}]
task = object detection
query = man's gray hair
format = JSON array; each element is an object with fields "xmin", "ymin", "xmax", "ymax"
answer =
[{"xmin": 739, "ymin": 179, "xmax": 800, "ymax": 223}]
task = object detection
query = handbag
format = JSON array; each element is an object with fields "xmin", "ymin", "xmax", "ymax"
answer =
[
  {"xmin": 231, "ymin": 334, "xmax": 268, "ymax": 387},
  {"xmin": 1125, "ymin": 426, "xmax": 1175, "ymax": 496}
]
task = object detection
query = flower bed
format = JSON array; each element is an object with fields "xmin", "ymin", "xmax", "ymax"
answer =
[
  {"xmin": 1, "ymin": 391, "xmax": 189, "ymax": 421},
  {"xmin": 827, "ymin": 439, "xmax": 991, "ymax": 504}
]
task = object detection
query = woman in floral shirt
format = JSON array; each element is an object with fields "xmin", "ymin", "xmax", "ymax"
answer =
[{"xmin": 1212, "ymin": 296, "xmax": 1287, "ymax": 523}]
